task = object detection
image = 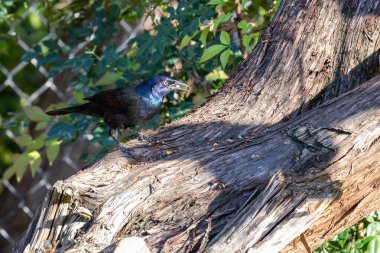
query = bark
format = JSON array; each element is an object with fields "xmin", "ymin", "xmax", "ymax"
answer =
[{"xmin": 15, "ymin": 0, "xmax": 380, "ymax": 252}]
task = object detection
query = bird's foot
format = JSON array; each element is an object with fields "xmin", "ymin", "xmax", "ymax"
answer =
[
  {"xmin": 117, "ymin": 145, "xmax": 131, "ymax": 154},
  {"xmin": 109, "ymin": 129, "xmax": 131, "ymax": 154},
  {"xmin": 137, "ymin": 132, "xmax": 153, "ymax": 143}
]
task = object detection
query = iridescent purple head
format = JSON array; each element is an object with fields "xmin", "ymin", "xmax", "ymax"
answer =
[{"xmin": 137, "ymin": 76, "xmax": 189, "ymax": 98}]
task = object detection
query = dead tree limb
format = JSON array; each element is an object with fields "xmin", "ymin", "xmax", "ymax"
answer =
[{"xmin": 15, "ymin": 0, "xmax": 380, "ymax": 252}]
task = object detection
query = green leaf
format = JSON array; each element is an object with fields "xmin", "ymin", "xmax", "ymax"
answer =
[
  {"xmin": 200, "ymin": 26, "xmax": 209, "ymax": 46},
  {"xmin": 28, "ymin": 151, "xmax": 41, "ymax": 177},
  {"xmin": 46, "ymin": 140, "xmax": 62, "ymax": 165},
  {"xmin": 73, "ymin": 90, "xmax": 86, "ymax": 103},
  {"xmin": 35, "ymin": 121, "xmax": 48, "ymax": 130},
  {"xmin": 199, "ymin": 44, "xmax": 227, "ymax": 63},
  {"xmin": 62, "ymin": 54, "xmax": 94, "ymax": 72},
  {"xmin": 92, "ymin": 71, "xmax": 124, "ymax": 86},
  {"xmin": 366, "ymin": 215, "xmax": 376, "ymax": 223},
  {"xmin": 220, "ymin": 31, "xmax": 230, "ymax": 45},
  {"xmin": 180, "ymin": 30, "xmax": 199, "ymax": 50},
  {"xmin": 242, "ymin": 34, "xmax": 255, "ymax": 49},
  {"xmin": 14, "ymin": 135, "xmax": 33, "ymax": 147},
  {"xmin": 205, "ymin": 69, "xmax": 229, "ymax": 82},
  {"xmin": 338, "ymin": 229, "xmax": 348, "ymax": 247},
  {"xmin": 180, "ymin": 35, "xmax": 192, "ymax": 50},
  {"xmin": 27, "ymin": 133, "xmax": 46, "ymax": 151},
  {"xmin": 208, "ymin": 0, "xmax": 224, "ymax": 5},
  {"xmin": 29, "ymin": 153, "xmax": 41, "ymax": 177},
  {"xmin": 3, "ymin": 0, "xmax": 13, "ymax": 7},
  {"xmin": 27, "ymin": 141, "xmax": 44, "ymax": 151},
  {"xmin": 27, "ymin": 150, "xmax": 41, "ymax": 160},
  {"xmin": 238, "ymin": 20, "xmax": 250, "ymax": 33},
  {"xmin": 220, "ymin": 49, "xmax": 230, "ymax": 69},
  {"xmin": 24, "ymin": 106, "xmax": 50, "ymax": 122},
  {"xmin": 361, "ymin": 236, "xmax": 375, "ymax": 247},
  {"xmin": 368, "ymin": 237, "xmax": 379, "ymax": 253},
  {"xmin": 366, "ymin": 223, "xmax": 379, "ymax": 236},
  {"xmin": 3, "ymin": 154, "xmax": 30, "ymax": 181},
  {"xmin": 46, "ymin": 102, "xmax": 69, "ymax": 112},
  {"xmin": 0, "ymin": 6, "xmax": 7, "ymax": 19}
]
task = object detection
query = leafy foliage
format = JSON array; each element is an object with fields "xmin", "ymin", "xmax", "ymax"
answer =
[{"xmin": 315, "ymin": 211, "xmax": 380, "ymax": 253}]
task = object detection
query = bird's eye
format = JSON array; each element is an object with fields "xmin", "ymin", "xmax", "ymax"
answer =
[{"xmin": 163, "ymin": 81, "xmax": 168, "ymax": 86}]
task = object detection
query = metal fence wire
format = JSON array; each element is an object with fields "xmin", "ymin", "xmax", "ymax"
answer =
[{"xmin": 0, "ymin": 4, "xmax": 145, "ymax": 252}]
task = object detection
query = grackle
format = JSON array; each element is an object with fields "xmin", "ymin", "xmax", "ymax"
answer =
[{"xmin": 46, "ymin": 76, "xmax": 189, "ymax": 153}]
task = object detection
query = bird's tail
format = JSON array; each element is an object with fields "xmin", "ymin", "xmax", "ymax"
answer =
[{"xmin": 46, "ymin": 104, "xmax": 91, "ymax": 116}]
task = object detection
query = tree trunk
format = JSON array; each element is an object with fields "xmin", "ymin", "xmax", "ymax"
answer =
[{"xmin": 15, "ymin": 0, "xmax": 380, "ymax": 252}]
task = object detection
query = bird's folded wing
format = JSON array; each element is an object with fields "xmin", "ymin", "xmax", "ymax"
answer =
[{"xmin": 84, "ymin": 87, "xmax": 140, "ymax": 111}]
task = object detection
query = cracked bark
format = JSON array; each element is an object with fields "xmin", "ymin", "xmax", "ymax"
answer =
[{"xmin": 15, "ymin": 0, "xmax": 380, "ymax": 252}]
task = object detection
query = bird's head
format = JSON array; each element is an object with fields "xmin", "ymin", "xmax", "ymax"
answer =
[{"xmin": 148, "ymin": 76, "xmax": 189, "ymax": 97}]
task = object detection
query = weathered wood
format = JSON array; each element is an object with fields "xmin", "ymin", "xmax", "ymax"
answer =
[{"xmin": 15, "ymin": 0, "xmax": 380, "ymax": 252}]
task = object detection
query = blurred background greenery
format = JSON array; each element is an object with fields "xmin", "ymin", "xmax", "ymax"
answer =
[{"xmin": 0, "ymin": 0, "xmax": 378, "ymax": 252}]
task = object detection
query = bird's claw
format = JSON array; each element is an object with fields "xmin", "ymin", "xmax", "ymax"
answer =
[
  {"xmin": 138, "ymin": 133, "xmax": 152, "ymax": 143},
  {"xmin": 117, "ymin": 145, "xmax": 131, "ymax": 154}
]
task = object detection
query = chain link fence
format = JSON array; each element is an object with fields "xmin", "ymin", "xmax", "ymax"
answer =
[{"xmin": 0, "ymin": 4, "xmax": 146, "ymax": 252}]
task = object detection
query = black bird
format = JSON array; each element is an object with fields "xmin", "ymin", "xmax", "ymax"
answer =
[{"xmin": 46, "ymin": 76, "xmax": 189, "ymax": 152}]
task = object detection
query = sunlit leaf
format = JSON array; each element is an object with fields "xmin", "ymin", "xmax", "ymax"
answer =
[
  {"xmin": 14, "ymin": 135, "xmax": 33, "ymax": 147},
  {"xmin": 220, "ymin": 30, "xmax": 230, "ymax": 45},
  {"xmin": 46, "ymin": 139, "xmax": 62, "ymax": 165},
  {"xmin": 3, "ymin": 154, "xmax": 30, "ymax": 181},
  {"xmin": 0, "ymin": 6, "xmax": 8, "ymax": 18},
  {"xmin": 27, "ymin": 150, "xmax": 40, "ymax": 160},
  {"xmin": 46, "ymin": 102, "xmax": 69, "ymax": 112},
  {"xmin": 366, "ymin": 223, "xmax": 379, "ymax": 236},
  {"xmin": 199, "ymin": 44, "xmax": 227, "ymax": 63},
  {"xmin": 366, "ymin": 216, "xmax": 376, "ymax": 223},
  {"xmin": 29, "ymin": 12, "xmax": 42, "ymax": 29},
  {"xmin": 220, "ymin": 49, "xmax": 230, "ymax": 69},
  {"xmin": 27, "ymin": 133, "xmax": 46, "ymax": 150},
  {"xmin": 180, "ymin": 35, "xmax": 191, "ymax": 50},
  {"xmin": 28, "ymin": 151, "xmax": 41, "ymax": 177},
  {"xmin": 73, "ymin": 90, "xmax": 86, "ymax": 103},
  {"xmin": 238, "ymin": 20, "xmax": 250, "ymax": 33},
  {"xmin": 338, "ymin": 229, "xmax": 348, "ymax": 247},
  {"xmin": 208, "ymin": 0, "xmax": 224, "ymax": 5},
  {"xmin": 205, "ymin": 69, "xmax": 229, "ymax": 81},
  {"xmin": 200, "ymin": 26, "xmax": 209, "ymax": 46},
  {"xmin": 242, "ymin": 34, "xmax": 255, "ymax": 49},
  {"xmin": 92, "ymin": 71, "xmax": 124, "ymax": 86},
  {"xmin": 35, "ymin": 121, "xmax": 48, "ymax": 130},
  {"xmin": 180, "ymin": 31, "xmax": 199, "ymax": 50},
  {"xmin": 368, "ymin": 237, "xmax": 379, "ymax": 253},
  {"xmin": 24, "ymin": 106, "xmax": 50, "ymax": 122}
]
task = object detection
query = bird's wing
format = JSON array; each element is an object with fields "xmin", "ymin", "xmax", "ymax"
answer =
[
  {"xmin": 84, "ymin": 87, "xmax": 139, "ymax": 110},
  {"xmin": 84, "ymin": 87, "xmax": 141, "ymax": 129},
  {"xmin": 84, "ymin": 88, "xmax": 121, "ymax": 106}
]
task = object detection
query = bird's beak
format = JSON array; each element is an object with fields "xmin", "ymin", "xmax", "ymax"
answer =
[{"xmin": 172, "ymin": 80, "xmax": 190, "ymax": 92}]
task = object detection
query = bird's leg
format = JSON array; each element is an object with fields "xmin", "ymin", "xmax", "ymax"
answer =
[{"xmin": 108, "ymin": 129, "xmax": 130, "ymax": 154}]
